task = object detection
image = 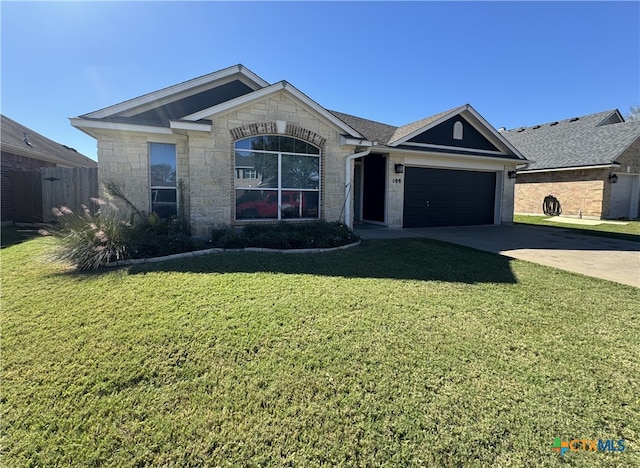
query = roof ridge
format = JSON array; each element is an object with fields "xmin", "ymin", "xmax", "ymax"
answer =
[{"xmin": 507, "ymin": 109, "xmax": 619, "ymax": 132}]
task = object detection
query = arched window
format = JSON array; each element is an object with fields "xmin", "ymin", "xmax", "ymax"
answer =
[
  {"xmin": 453, "ymin": 121, "xmax": 463, "ymax": 140},
  {"xmin": 234, "ymin": 135, "xmax": 320, "ymax": 220}
]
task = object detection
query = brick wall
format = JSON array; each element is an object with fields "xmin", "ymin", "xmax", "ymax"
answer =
[
  {"xmin": 514, "ymin": 168, "xmax": 608, "ymax": 218},
  {"xmin": 615, "ymin": 137, "xmax": 640, "ymax": 173},
  {"xmin": 1, "ymin": 151, "xmax": 55, "ymax": 222}
]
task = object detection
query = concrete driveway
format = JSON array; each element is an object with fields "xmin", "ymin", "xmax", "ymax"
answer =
[{"xmin": 355, "ymin": 224, "xmax": 640, "ymax": 287}]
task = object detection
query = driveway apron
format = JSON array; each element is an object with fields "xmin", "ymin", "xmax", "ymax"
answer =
[{"xmin": 355, "ymin": 224, "xmax": 640, "ymax": 287}]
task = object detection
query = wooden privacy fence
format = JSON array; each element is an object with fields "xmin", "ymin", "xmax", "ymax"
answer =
[
  {"xmin": 41, "ymin": 167, "xmax": 99, "ymax": 222},
  {"xmin": 8, "ymin": 167, "xmax": 98, "ymax": 223}
]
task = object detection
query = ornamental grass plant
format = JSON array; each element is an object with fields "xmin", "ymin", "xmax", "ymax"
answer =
[
  {"xmin": 42, "ymin": 182, "xmax": 194, "ymax": 269},
  {"xmin": 41, "ymin": 204, "xmax": 134, "ymax": 270}
]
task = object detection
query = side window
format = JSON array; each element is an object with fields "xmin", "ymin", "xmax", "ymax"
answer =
[{"xmin": 149, "ymin": 142, "xmax": 177, "ymax": 218}]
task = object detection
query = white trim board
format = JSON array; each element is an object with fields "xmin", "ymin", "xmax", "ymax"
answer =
[{"xmin": 519, "ymin": 163, "xmax": 620, "ymax": 173}]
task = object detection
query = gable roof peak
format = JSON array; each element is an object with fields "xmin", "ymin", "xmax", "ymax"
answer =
[
  {"xmin": 389, "ymin": 104, "xmax": 479, "ymax": 146},
  {"xmin": 80, "ymin": 64, "xmax": 270, "ymax": 120}
]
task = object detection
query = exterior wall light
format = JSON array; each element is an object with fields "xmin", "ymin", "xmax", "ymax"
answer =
[
  {"xmin": 394, "ymin": 164, "xmax": 404, "ymax": 174},
  {"xmin": 608, "ymin": 173, "xmax": 618, "ymax": 183},
  {"xmin": 508, "ymin": 171, "xmax": 517, "ymax": 179}
]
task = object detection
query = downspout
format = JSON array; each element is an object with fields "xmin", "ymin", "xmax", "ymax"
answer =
[{"xmin": 343, "ymin": 147, "xmax": 372, "ymax": 227}]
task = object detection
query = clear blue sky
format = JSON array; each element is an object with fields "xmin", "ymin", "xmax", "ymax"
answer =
[{"xmin": 2, "ymin": 1, "xmax": 639, "ymax": 160}]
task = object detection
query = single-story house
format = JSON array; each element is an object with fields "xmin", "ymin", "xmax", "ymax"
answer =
[
  {"xmin": 502, "ymin": 110, "xmax": 640, "ymax": 219},
  {"xmin": 71, "ymin": 64, "xmax": 526, "ymax": 236},
  {"xmin": 1, "ymin": 114, "xmax": 97, "ymax": 224}
]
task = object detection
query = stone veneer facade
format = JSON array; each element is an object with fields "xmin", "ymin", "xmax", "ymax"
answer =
[
  {"xmin": 95, "ymin": 91, "xmax": 357, "ymax": 236},
  {"xmin": 93, "ymin": 89, "xmax": 522, "ymax": 235}
]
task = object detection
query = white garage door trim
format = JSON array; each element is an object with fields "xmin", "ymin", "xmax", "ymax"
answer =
[{"xmin": 610, "ymin": 174, "xmax": 640, "ymax": 219}]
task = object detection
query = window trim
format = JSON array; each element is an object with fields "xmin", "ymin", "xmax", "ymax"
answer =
[
  {"xmin": 234, "ymin": 136, "xmax": 321, "ymax": 221},
  {"xmin": 149, "ymin": 142, "xmax": 178, "ymax": 218}
]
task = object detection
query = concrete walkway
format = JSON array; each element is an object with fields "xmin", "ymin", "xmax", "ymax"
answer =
[{"xmin": 355, "ymin": 224, "xmax": 640, "ymax": 287}]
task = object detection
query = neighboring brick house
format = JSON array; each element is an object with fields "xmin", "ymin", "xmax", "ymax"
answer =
[
  {"xmin": 502, "ymin": 110, "xmax": 640, "ymax": 219},
  {"xmin": 71, "ymin": 64, "xmax": 526, "ymax": 236},
  {"xmin": 1, "ymin": 115, "xmax": 97, "ymax": 223}
]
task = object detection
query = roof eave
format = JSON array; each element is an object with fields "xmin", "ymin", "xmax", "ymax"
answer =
[
  {"xmin": 1, "ymin": 142, "xmax": 96, "ymax": 168},
  {"xmin": 518, "ymin": 163, "xmax": 620, "ymax": 174},
  {"xmin": 169, "ymin": 120, "xmax": 212, "ymax": 132},
  {"xmin": 70, "ymin": 117, "xmax": 173, "ymax": 136},
  {"xmin": 386, "ymin": 145, "xmax": 525, "ymax": 165},
  {"xmin": 462, "ymin": 105, "xmax": 527, "ymax": 160},
  {"xmin": 339, "ymin": 135, "xmax": 376, "ymax": 147}
]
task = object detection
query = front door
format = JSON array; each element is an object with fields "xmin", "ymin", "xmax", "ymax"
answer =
[{"xmin": 362, "ymin": 154, "xmax": 386, "ymax": 223}]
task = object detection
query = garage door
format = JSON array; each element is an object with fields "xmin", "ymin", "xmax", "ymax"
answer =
[{"xmin": 403, "ymin": 167, "xmax": 496, "ymax": 227}]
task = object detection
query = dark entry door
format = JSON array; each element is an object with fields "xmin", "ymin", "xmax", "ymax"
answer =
[
  {"xmin": 362, "ymin": 154, "xmax": 386, "ymax": 222},
  {"xmin": 403, "ymin": 167, "xmax": 496, "ymax": 227}
]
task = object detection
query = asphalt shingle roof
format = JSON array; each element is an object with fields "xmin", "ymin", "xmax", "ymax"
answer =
[
  {"xmin": 1, "ymin": 115, "xmax": 96, "ymax": 168},
  {"xmin": 328, "ymin": 110, "xmax": 398, "ymax": 143},
  {"xmin": 330, "ymin": 106, "xmax": 464, "ymax": 146},
  {"xmin": 502, "ymin": 110, "xmax": 640, "ymax": 171}
]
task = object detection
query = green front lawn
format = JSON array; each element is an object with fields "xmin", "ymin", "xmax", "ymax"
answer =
[
  {"xmin": 514, "ymin": 215, "xmax": 640, "ymax": 243},
  {"xmin": 2, "ymin": 232, "xmax": 638, "ymax": 466}
]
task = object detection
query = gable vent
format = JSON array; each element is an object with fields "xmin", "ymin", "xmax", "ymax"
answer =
[{"xmin": 570, "ymin": 117, "xmax": 579, "ymax": 122}]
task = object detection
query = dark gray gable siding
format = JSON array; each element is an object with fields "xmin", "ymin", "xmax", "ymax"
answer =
[
  {"xmin": 129, "ymin": 80, "xmax": 254, "ymax": 124},
  {"xmin": 407, "ymin": 115, "xmax": 500, "ymax": 152}
]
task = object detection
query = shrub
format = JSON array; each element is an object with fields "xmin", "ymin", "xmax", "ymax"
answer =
[
  {"xmin": 210, "ymin": 225, "xmax": 248, "ymax": 249},
  {"xmin": 211, "ymin": 221, "xmax": 359, "ymax": 250}
]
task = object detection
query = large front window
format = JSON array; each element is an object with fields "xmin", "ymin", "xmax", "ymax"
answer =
[
  {"xmin": 149, "ymin": 142, "xmax": 177, "ymax": 218},
  {"xmin": 234, "ymin": 136, "xmax": 320, "ymax": 220}
]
